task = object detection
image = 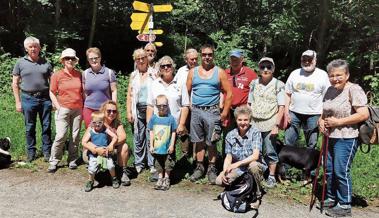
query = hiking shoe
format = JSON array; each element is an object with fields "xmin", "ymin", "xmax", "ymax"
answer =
[
  {"xmin": 84, "ymin": 180, "xmax": 94, "ymax": 192},
  {"xmin": 68, "ymin": 161, "xmax": 78, "ymax": 170},
  {"xmin": 154, "ymin": 178, "xmax": 164, "ymax": 190},
  {"xmin": 135, "ymin": 165, "xmax": 143, "ymax": 174},
  {"xmin": 121, "ymin": 169, "xmax": 131, "ymax": 186},
  {"xmin": 161, "ymin": 177, "xmax": 171, "ymax": 191},
  {"xmin": 266, "ymin": 175, "xmax": 277, "ymax": 188},
  {"xmin": 207, "ymin": 164, "xmax": 218, "ymax": 185},
  {"xmin": 26, "ymin": 155, "xmax": 36, "ymax": 163},
  {"xmin": 112, "ymin": 177, "xmax": 120, "ymax": 189},
  {"xmin": 47, "ymin": 164, "xmax": 57, "ymax": 173},
  {"xmin": 325, "ymin": 204, "xmax": 352, "ymax": 217},
  {"xmin": 189, "ymin": 163, "xmax": 205, "ymax": 182},
  {"xmin": 149, "ymin": 171, "xmax": 159, "ymax": 182},
  {"xmin": 317, "ymin": 198, "xmax": 336, "ymax": 209}
]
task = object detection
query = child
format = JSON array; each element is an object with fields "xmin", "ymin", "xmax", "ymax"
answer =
[
  {"xmin": 147, "ymin": 95, "xmax": 177, "ymax": 190},
  {"xmin": 82, "ymin": 111, "xmax": 119, "ymax": 192}
]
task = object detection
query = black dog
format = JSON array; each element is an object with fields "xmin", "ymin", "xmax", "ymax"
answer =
[
  {"xmin": 0, "ymin": 137, "xmax": 12, "ymax": 168},
  {"xmin": 276, "ymin": 140, "xmax": 320, "ymax": 183}
]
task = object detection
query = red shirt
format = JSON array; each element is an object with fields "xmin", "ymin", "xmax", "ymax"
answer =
[
  {"xmin": 50, "ymin": 69, "xmax": 83, "ymax": 109},
  {"xmin": 225, "ymin": 66, "xmax": 257, "ymax": 108}
]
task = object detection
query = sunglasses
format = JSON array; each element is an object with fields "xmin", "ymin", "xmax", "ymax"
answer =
[
  {"xmin": 64, "ymin": 57, "xmax": 77, "ymax": 61},
  {"xmin": 91, "ymin": 121, "xmax": 103, "ymax": 126},
  {"xmin": 88, "ymin": 57, "xmax": 100, "ymax": 62},
  {"xmin": 156, "ymin": 104, "xmax": 168, "ymax": 109},
  {"xmin": 201, "ymin": 53, "xmax": 213, "ymax": 57},
  {"xmin": 160, "ymin": 64, "xmax": 172, "ymax": 69},
  {"xmin": 259, "ymin": 64, "xmax": 273, "ymax": 71},
  {"xmin": 106, "ymin": 109, "xmax": 117, "ymax": 114}
]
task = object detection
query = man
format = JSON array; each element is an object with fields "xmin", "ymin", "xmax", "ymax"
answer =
[
  {"xmin": 284, "ymin": 50, "xmax": 330, "ymax": 148},
  {"xmin": 175, "ymin": 48, "xmax": 198, "ymax": 158},
  {"xmin": 186, "ymin": 44, "xmax": 233, "ymax": 184},
  {"xmin": 223, "ymin": 49, "xmax": 257, "ymax": 143},
  {"xmin": 144, "ymin": 43, "xmax": 158, "ymax": 79},
  {"xmin": 12, "ymin": 36, "xmax": 53, "ymax": 162}
]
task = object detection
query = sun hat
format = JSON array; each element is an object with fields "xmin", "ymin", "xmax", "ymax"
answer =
[{"xmin": 60, "ymin": 48, "xmax": 79, "ymax": 62}]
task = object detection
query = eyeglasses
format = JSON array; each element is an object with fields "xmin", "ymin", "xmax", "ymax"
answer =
[
  {"xmin": 64, "ymin": 57, "xmax": 77, "ymax": 61},
  {"xmin": 88, "ymin": 57, "xmax": 100, "ymax": 62},
  {"xmin": 201, "ymin": 53, "xmax": 213, "ymax": 57},
  {"xmin": 328, "ymin": 75, "xmax": 345, "ymax": 81},
  {"xmin": 156, "ymin": 104, "xmax": 168, "ymax": 109},
  {"xmin": 106, "ymin": 109, "xmax": 117, "ymax": 114},
  {"xmin": 91, "ymin": 121, "xmax": 103, "ymax": 126},
  {"xmin": 135, "ymin": 56, "xmax": 147, "ymax": 62},
  {"xmin": 259, "ymin": 64, "xmax": 273, "ymax": 71},
  {"xmin": 160, "ymin": 64, "xmax": 172, "ymax": 69}
]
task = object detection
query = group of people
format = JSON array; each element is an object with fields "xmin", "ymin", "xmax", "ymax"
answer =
[{"xmin": 12, "ymin": 36, "xmax": 369, "ymax": 217}]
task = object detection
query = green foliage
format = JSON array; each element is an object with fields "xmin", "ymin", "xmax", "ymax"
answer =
[{"xmin": 0, "ymin": 53, "xmax": 17, "ymax": 94}]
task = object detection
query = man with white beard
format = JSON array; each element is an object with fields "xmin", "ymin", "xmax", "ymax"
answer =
[{"xmin": 284, "ymin": 50, "xmax": 330, "ymax": 148}]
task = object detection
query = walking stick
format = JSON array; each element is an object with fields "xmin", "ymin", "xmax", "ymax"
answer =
[{"xmin": 309, "ymin": 131, "xmax": 329, "ymax": 212}]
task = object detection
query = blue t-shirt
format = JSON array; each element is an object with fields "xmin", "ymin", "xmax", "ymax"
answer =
[{"xmin": 147, "ymin": 114, "xmax": 177, "ymax": 154}]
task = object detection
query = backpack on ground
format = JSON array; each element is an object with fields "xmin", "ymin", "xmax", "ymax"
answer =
[
  {"xmin": 359, "ymin": 105, "xmax": 379, "ymax": 153},
  {"xmin": 219, "ymin": 173, "xmax": 258, "ymax": 213}
]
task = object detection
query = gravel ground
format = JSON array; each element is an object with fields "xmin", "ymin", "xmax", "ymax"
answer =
[{"xmin": 0, "ymin": 168, "xmax": 378, "ymax": 218}]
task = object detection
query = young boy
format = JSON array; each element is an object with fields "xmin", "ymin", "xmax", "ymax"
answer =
[
  {"xmin": 82, "ymin": 111, "xmax": 119, "ymax": 192},
  {"xmin": 147, "ymin": 95, "xmax": 177, "ymax": 190}
]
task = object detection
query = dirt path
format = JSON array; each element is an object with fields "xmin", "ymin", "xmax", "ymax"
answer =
[{"xmin": 0, "ymin": 167, "xmax": 378, "ymax": 218}]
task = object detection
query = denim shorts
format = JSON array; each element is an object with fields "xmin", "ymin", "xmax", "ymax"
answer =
[{"xmin": 190, "ymin": 107, "xmax": 221, "ymax": 146}]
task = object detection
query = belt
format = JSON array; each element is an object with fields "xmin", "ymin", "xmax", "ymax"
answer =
[
  {"xmin": 22, "ymin": 90, "xmax": 49, "ymax": 97},
  {"xmin": 192, "ymin": 104, "xmax": 219, "ymax": 110}
]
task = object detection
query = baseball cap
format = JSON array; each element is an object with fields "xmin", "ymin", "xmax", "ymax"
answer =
[
  {"xmin": 302, "ymin": 50, "xmax": 316, "ymax": 58},
  {"xmin": 229, "ymin": 50, "xmax": 243, "ymax": 58},
  {"xmin": 258, "ymin": 57, "xmax": 275, "ymax": 67}
]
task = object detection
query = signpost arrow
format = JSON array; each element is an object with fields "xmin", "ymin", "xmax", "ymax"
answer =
[
  {"xmin": 154, "ymin": 42, "xmax": 163, "ymax": 47},
  {"xmin": 153, "ymin": 4, "xmax": 173, "ymax": 12},
  {"xmin": 131, "ymin": 13, "xmax": 149, "ymax": 22},
  {"xmin": 130, "ymin": 22, "xmax": 149, "ymax": 31},
  {"xmin": 132, "ymin": 1, "xmax": 150, "ymax": 12},
  {"xmin": 136, "ymin": 34, "xmax": 156, "ymax": 42},
  {"xmin": 141, "ymin": 29, "xmax": 164, "ymax": 35}
]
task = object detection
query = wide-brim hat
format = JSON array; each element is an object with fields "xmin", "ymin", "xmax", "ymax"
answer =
[{"xmin": 60, "ymin": 48, "xmax": 79, "ymax": 62}]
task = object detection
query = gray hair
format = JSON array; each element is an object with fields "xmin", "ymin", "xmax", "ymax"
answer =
[
  {"xmin": 234, "ymin": 105, "xmax": 253, "ymax": 121},
  {"xmin": 24, "ymin": 36, "xmax": 40, "ymax": 49},
  {"xmin": 144, "ymin": 43, "xmax": 157, "ymax": 53},
  {"xmin": 157, "ymin": 55, "xmax": 177, "ymax": 75},
  {"xmin": 326, "ymin": 59, "xmax": 349, "ymax": 75},
  {"xmin": 132, "ymin": 48, "xmax": 147, "ymax": 60},
  {"xmin": 183, "ymin": 48, "xmax": 198, "ymax": 60}
]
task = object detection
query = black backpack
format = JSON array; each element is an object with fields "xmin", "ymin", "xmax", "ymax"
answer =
[
  {"xmin": 219, "ymin": 173, "xmax": 258, "ymax": 213},
  {"xmin": 359, "ymin": 106, "xmax": 379, "ymax": 153}
]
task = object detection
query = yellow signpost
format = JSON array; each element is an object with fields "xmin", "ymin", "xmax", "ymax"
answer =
[{"xmin": 130, "ymin": 1, "xmax": 173, "ymax": 46}]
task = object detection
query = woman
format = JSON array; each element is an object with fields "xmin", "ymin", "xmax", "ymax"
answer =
[
  {"xmin": 100, "ymin": 100, "xmax": 131, "ymax": 186},
  {"xmin": 215, "ymin": 105, "xmax": 265, "ymax": 208},
  {"xmin": 82, "ymin": 47, "xmax": 117, "ymax": 127},
  {"xmin": 319, "ymin": 59, "xmax": 369, "ymax": 217},
  {"xmin": 48, "ymin": 48, "xmax": 83, "ymax": 173},
  {"xmin": 247, "ymin": 57, "xmax": 285, "ymax": 188},
  {"xmin": 146, "ymin": 56, "xmax": 190, "ymax": 155},
  {"xmin": 127, "ymin": 48, "xmax": 155, "ymax": 174}
]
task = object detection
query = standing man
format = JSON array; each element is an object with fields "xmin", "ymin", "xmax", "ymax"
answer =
[
  {"xmin": 223, "ymin": 49, "xmax": 257, "ymax": 136},
  {"xmin": 284, "ymin": 50, "xmax": 330, "ymax": 148},
  {"xmin": 12, "ymin": 36, "xmax": 53, "ymax": 162},
  {"xmin": 186, "ymin": 44, "xmax": 233, "ymax": 184},
  {"xmin": 144, "ymin": 43, "xmax": 158, "ymax": 79},
  {"xmin": 175, "ymin": 48, "xmax": 198, "ymax": 158}
]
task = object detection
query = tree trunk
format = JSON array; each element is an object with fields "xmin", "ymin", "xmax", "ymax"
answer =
[
  {"xmin": 55, "ymin": 0, "xmax": 61, "ymax": 26},
  {"xmin": 88, "ymin": 0, "xmax": 98, "ymax": 47},
  {"xmin": 316, "ymin": 0, "xmax": 329, "ymax": 66}
]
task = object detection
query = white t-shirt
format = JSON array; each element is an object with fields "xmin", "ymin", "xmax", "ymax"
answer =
[
  {"xmin": 175, "ymin": 65, "xmax": 190, "ymax": 90},
  {"xmin": 285, "ymin": 67, "xmax": 330, "ymax": 114},
  {"xmin": 147, "ymin": 77, "xmax": 190, "ymax": 123}
]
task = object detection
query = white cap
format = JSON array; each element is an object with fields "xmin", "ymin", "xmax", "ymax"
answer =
[{"xmin": 60, "ymin": 48, "xmax": 79, "ymax": 61}]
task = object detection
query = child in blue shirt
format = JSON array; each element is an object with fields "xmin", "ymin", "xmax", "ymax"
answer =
[
  {"xmin": 148, "ymin": 95, "xmax": 177, "ymax": 190},
  {"xmin": 82, "ymin": 111, "xmax": 119, "ymax": 192}
]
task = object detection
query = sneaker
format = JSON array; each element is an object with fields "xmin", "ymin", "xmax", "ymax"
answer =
[
  {"xmin": 43, "ymin": 153, "xmax": 50, "ymax": 162},
  {"xmin": 161, "ymin": 177, "xmax": 171, "ymax": 191},
  {"xmin": 84, "ymin": 180, "xmax": 94, "ymax": 192},
  {"xmin": 135, "ymin": 165, "xmax": 143, "ymax": 174},
  {"xmin": 189, "ymin": 163, "xmax": 205, "ymax": 182},
  {"xmin": 121, "ymin": 168, "xmax": 131, "ymax": 186},
  {"xmin": 154, "ymin": 178, "xmax": 164, "ymax": 190},
  {"xmin": 112, "ymin": 177, "xmax": 120, "ymax": 189},
  {"xmin": 47, "ymin": 164, "xmax": 57, "ymax": 173},
  {"xmin": 149, "ymin": 171, "xmax": 159, "ymax": 182},
  {"xmin": 207, "ymin": 164, "xmax": 218, "ymax": 185},
  {"xmin": 317, "ymin": 198, "xmax": 336, "ymax": 209},
  {"xmin": 266, "ymin": 175, "xmax": 277, "ymax": 188},
  {"xmin": 68, "ymin": 161, "xmax": 78, "ymax": 170},
  {"xmin": 325, "ymin": 204, "xmax": 352, "ymax": 217}
]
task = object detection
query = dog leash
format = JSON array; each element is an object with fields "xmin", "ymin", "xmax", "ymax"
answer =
[{"xmin": 309, "ymin": 130, "xmax": 329, "ymax": 212}]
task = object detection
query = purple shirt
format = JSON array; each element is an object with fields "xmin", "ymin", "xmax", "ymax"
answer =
[{"xmin": 83, "ymin": 66, "xmax": 116, "ymax": 110}]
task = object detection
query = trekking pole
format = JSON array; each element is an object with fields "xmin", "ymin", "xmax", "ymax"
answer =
[
  {"xmin": 309, "ymin": 130, "xmax": 329, "ymax": 212},
  {"xmin": 320, "ymin": 132, "xmax": 329, "ymax": 213}
]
